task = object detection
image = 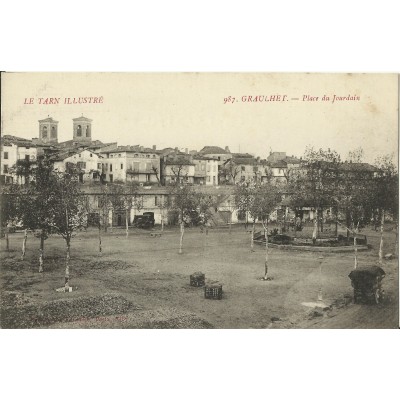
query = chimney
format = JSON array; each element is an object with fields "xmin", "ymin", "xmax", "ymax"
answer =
[
  {"xmin": 152, "ymin": 145, "xmax": 156, "ymax": 150},
  {"xmin": 225, "ymin": 146, "xmax": 230, "ymax": 153}
]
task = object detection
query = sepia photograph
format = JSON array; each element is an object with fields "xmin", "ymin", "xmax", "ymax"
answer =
[{"xmin": 1, "ymin": 72, "xmax": 398, "ymax": 329}]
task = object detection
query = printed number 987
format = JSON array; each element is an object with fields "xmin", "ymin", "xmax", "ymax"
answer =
[{"xmin": 224, "ymin": 96, "xmax": 235, "ymax": 104}]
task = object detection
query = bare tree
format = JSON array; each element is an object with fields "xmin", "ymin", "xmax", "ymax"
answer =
[
  {"xmin": 48, "ymin": 172, "xmax": 87, "ymax": 291},
  {"xmin": 121, "ymin": 183, "xmax": 142, "ymax": 237},
  {"xmin": 372, "ymin": 155, "xmax": 398, "ymax": 263},
  {"xmin": 15, "ymin": 159, "xmax": 57, "ymax": 270},
  {"xmin": 168, "ymin": 184, "xmax": 198, "ymax": 254},
  {"xmin": 222, "ymin": 159, "xmax": 240, "ymax": 184},
  {"xmin": 248, "ymin": 183, "xmax": 282, "ymax": 280},
  {"xmin": 290, "ymin": 147, "xmax": 341, "ymax": 243}
]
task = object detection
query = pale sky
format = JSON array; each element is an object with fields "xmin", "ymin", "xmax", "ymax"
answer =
[{"xmin": 1, "ymin": 72, "xmax": 398, "ymax": 164}]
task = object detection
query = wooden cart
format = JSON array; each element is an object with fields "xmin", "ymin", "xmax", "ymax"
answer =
[{"xmin": 348, "ymin": 266, "xmax": 385, "ymax": 304}]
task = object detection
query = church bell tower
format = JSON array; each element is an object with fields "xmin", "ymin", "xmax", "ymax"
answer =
[
  {"xmin": 73, "ymin": 115, "xmax": 92, "ymax": 143},
  {"xmin": 38, "ymin": 116, "xmax": 58, "ymax": 144}
]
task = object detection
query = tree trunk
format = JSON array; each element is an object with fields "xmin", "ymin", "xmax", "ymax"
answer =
[
  {"xmin": 395, "ymin": 222, "xmax": 398, "ymax": 258},
  {"xmin": 161, "ymin": 211, "xmax": 164, "ymax": 232},
  {"xmin": 312, "ymin": 209, "xmax": 318, "ymax": 244},
  {"xmin": 125, "ymin": 208, "xmax": 129, "ymax": 237},
  {"xmin": 378, "ymin": 210, "xmax": 385, "ymax": 264},
  {"xmin": 103, "ymin": 209, "xmax": 108, "ymax": 232},
  {"xmin": 251, "ymin": 221, "xmax": 255, "ymax": 251},
  {"xmin": 346, "ymin": 211, "xmax": 351, "ymax": 242},
  {"xmin": 335, "ymin": 208, "xmax": 338, "ymax": 237},
  {"xmin": 203, "ymin": 226, "xmax": 207, "ymax": 254},
  {"xmin": 179, "ymin": 221, "xmax": 184, "ymax": 254},
  {"xmin": 229, "ymin": 211, "xmax": 232, "ymax": 235},
  {"xmin": 65, "ymin": 238, "xmax": 71, "ymax": 291},
  {"xmin": 98, "ymin": 222, "xmax": 102, "ymax": 253},
  {"xmin": 21, "ymin": 229, "xmax": 28, "ymax": 260},
  {"xmin": 39, "ymin": 231, "xmax": 45, "ymax": 273},
  {"xmin": 283, "ymin": 207, "xmax": 287, "ymax": 233},
  {"xmin": 5, "ymin": 225, "xmax": 9, "ymax": 252},
  {"xmin": 320, "ymin": 208, "xmax": 324, "ymax": 233},
  {"xmin": 353, "ymin": 222, "xmax": 358, "ymax": 269},
  {"xmin": 264, "ymin": 220, "xmax": 269, "ymax": 280},
  {"xmin": 109, "ymin": 210, "xmax": 113, "ymax": 233}
]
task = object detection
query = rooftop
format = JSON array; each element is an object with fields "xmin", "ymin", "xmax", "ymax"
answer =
[{"xmin": 199, "ymin": 146, "xmax": 230, "ymax": 155}]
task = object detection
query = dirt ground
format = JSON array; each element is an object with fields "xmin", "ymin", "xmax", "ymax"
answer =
[{"xmin": 1, "ymin": 224, "xmax": 398, "ymax": 328}]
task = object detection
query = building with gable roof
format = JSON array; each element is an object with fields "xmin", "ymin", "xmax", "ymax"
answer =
[{"xmin": 51, "ymin": 148, "xmax": 104, "ymax": 183}]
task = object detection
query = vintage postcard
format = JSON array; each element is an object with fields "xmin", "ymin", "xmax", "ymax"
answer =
[{"xmin": 0, "ymin": 72, "xmax": 398, "ymax": 328}]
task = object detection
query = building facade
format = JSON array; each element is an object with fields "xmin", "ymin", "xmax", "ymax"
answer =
[{"xmin": 100, "ymin": 146, "xmax": 161, "ymax": 184}]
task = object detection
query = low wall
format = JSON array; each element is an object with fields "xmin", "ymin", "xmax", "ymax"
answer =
[{"xmin": 254, "ymin": 240, "xmax": 370, "ymax": 253}]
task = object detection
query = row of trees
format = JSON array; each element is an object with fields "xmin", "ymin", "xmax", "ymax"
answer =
[
  {"xmin": 0, "ymin": 159, "xmax": 222, "ymax": 289},
  {"xmin": 1, "ymin": 159, "xmax": 87, "ymax": 289},
  {"xmin": 1, "ymin": 147, "xmax": 398, "ymax": 288},
  {"xmin": 233, "ymin": 147, "xmax": 398, "ymax": 274}
]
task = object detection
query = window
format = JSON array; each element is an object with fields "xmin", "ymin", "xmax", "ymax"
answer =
[
  {"xmin": 207, "ymin": 176, "xmax": 210, "ymax": 182},
  {"xmin": 77, "ymin": 125, "xmax": 82, "ymax": 137},
  {"xmin": 3, "ymin": 164, "xmax": 8, "ymax": 173},
  {"xmin": 134, "ymin": 154, "xmax": 138, "ymax": 158},
  {"xmin": 121, "ymin": 164, "xmax": 123, "ymax": 170},
  {"xmin": 155, "ymin": 196, "xmax": 158, "ymax": 206},
  {"xmin": 241, "ymin": 166, "xmax": 245, "ymax": 171},
  {"xmin": 77, "ymin": 162, "xmax": 86, "ymax": 169},
  {"xmin": 97, "ymin": 163, "xmax": 101, "ymax": 169},
  {"xmin": 86, "ymin": 125, "xmax": 90, "ymax": 137},
  {"xmin": 4, "ymin": 152, "xmax": 8, "ymax": 159},
  {"xmin": 109, "ymin": 174, "xmax": 113, "ymax": 182},
  {"xmin": 118, "ymin": 154, "xmax": 121, "ymax": 157},
  {"xmin": 146, "ymin": 174, "xmax": 151, "ymax": 182},
  {"xmin": 146, "ymin": 154, "xmax": 150, "ymax": 158},
  {"xmin": 51, "ymin": 126, "xmax": 57, "ymax": 138},
  {"xmin": 25, "ymin": 155, "xmax": 30, "ymax": 161},
  {"xmin": 42, "ymin": 126, "xmax": 48, "ymax": 138},
  {"xmin": 110, "ymin": 164, "xmax": 113, "ymax": 172},
  {"xmin": 90, "ymin": 153, "xmax": 93, "ymax": 157}
]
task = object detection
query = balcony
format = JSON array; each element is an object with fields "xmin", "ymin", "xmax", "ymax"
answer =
[{"xmin": 126, "ymin": 168, "xmax": 156, "ymax": 175}]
